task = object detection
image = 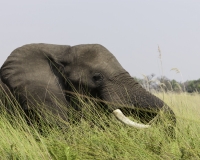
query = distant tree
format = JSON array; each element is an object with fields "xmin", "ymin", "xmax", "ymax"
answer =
[
  {"xmin": 135, "ymin": 74, "xmax": 161, "ymax": 92},
  {"xmin": 156, "ymin": 76, "xmax": 171, "ymax": 92},
  {"xmin": 171, "ymin": 79, "xmax": 183, "ymax": 92},
  {"xmin": 135, "ymin": 74, "xmax": 200, "ymax": 93},
  {"xmin": 185, "ymin": 79, "xmax": 200, "ymax": 93}
]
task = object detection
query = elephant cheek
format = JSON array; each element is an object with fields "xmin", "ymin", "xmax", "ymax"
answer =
[{"xmin": 100, "ymin": 88, "xmax": 127, "ymax": 110}]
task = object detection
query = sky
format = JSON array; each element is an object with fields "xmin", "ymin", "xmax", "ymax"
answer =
[{"xmin": 1, "ymin": 1, "xmax": 200, "ymax": 82}]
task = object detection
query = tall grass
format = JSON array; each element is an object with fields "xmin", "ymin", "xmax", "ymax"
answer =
[{"xmin": 0, "ymin": 89, "xmax": 200, "ymax": 159}]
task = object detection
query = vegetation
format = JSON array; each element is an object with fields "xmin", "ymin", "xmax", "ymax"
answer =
[
  {"xmin": 0, "ymin": 88, "xmax": 200, "ymax": 160},
  {"xmin": 134, "ymin": 46, "xmax": 200, "ymax": 94},
  {"xmin": 136, "ymin": 74, "xmax": 200, "ymax": 93},
  {"xmin": 185, "ymin": 79, "xmax": 200, "ymax": 93}
]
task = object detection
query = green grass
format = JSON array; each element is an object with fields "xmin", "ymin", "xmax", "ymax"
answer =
[{"xmin": 0, "ymin": 92, "xmax": 200, "ymax": 160}]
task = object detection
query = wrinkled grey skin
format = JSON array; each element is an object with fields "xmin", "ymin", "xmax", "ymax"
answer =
[{"xmin": 0, "ymin": 43, "xmax": 176, "ymax": 129}]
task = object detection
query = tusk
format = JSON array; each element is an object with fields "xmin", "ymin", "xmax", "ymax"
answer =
[{"xmin": 113, "ymin": 109, "xmax": 150, "ymax": 129}]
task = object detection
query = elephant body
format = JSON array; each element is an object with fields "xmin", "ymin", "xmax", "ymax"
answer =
[{"xmin": 0, "ymin": 43, "xmax": 176, "ymax": 131}]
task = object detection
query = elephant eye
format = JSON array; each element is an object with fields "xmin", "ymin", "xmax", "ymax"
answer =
[{"xmin": 93, "ymin": 73, "xmax": 103, "ymax": 83}]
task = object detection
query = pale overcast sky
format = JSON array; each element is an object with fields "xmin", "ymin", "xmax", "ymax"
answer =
[{"xmin": 1, "ymin": 1, "xmax": 200, "ymax": 82}]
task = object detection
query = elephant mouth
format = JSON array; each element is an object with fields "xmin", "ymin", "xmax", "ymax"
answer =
[
  {"xmin": 112, "ymin": 109, "xmax": 151, "ymax": 129},
  {"xmin": 63, "ymin": 90, "xmax": 151, "ymax": 128}
]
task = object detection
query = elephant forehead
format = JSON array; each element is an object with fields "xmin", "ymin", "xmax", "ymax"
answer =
[
  {"xmin": 93, "ymin": 56, "xmax": 124, "ymax": 72},
  {"xmin": 73, "ymin": 44, "xmax": 115, "ymax": 62},
  {"xmin": 71, "ymin": 44, "xmax": 126, "ymax": 74},
  {"xmin": 77, "ymin": 51, "xmax": 124, "ymax": 72},
  {"xmin": 77, "ymin": 49, "xmax": 112, "ymax": 62}
]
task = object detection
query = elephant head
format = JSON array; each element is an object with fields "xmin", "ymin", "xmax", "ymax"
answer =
[{"xmin": 0, "ymin": 43, "xmax": 176, "ymax": 129}]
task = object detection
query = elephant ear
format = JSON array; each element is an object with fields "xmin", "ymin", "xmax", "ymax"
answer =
[{"xmin": 1, "ymin": 43, "xmax": 72, "ymax": 121}]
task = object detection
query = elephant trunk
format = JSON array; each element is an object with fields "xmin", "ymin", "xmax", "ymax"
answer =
[{"xmin": 101, "ymin": 72, "xmax": 176, "ymax": 127}]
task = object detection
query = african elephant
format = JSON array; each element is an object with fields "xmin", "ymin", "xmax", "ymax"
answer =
[{"xmin": 0, "ymin": 43, "xmax": 176, "ymax": 130}]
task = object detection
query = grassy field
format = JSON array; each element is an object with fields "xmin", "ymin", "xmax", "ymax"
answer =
[{"xmin": 0, "ymin": 92, "xmax": 200, "ymax": 160}]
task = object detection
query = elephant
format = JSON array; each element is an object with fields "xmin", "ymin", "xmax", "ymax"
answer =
[{"xmin": 0, "ymin": 43, "xmax": 176, "ymax": 131}]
